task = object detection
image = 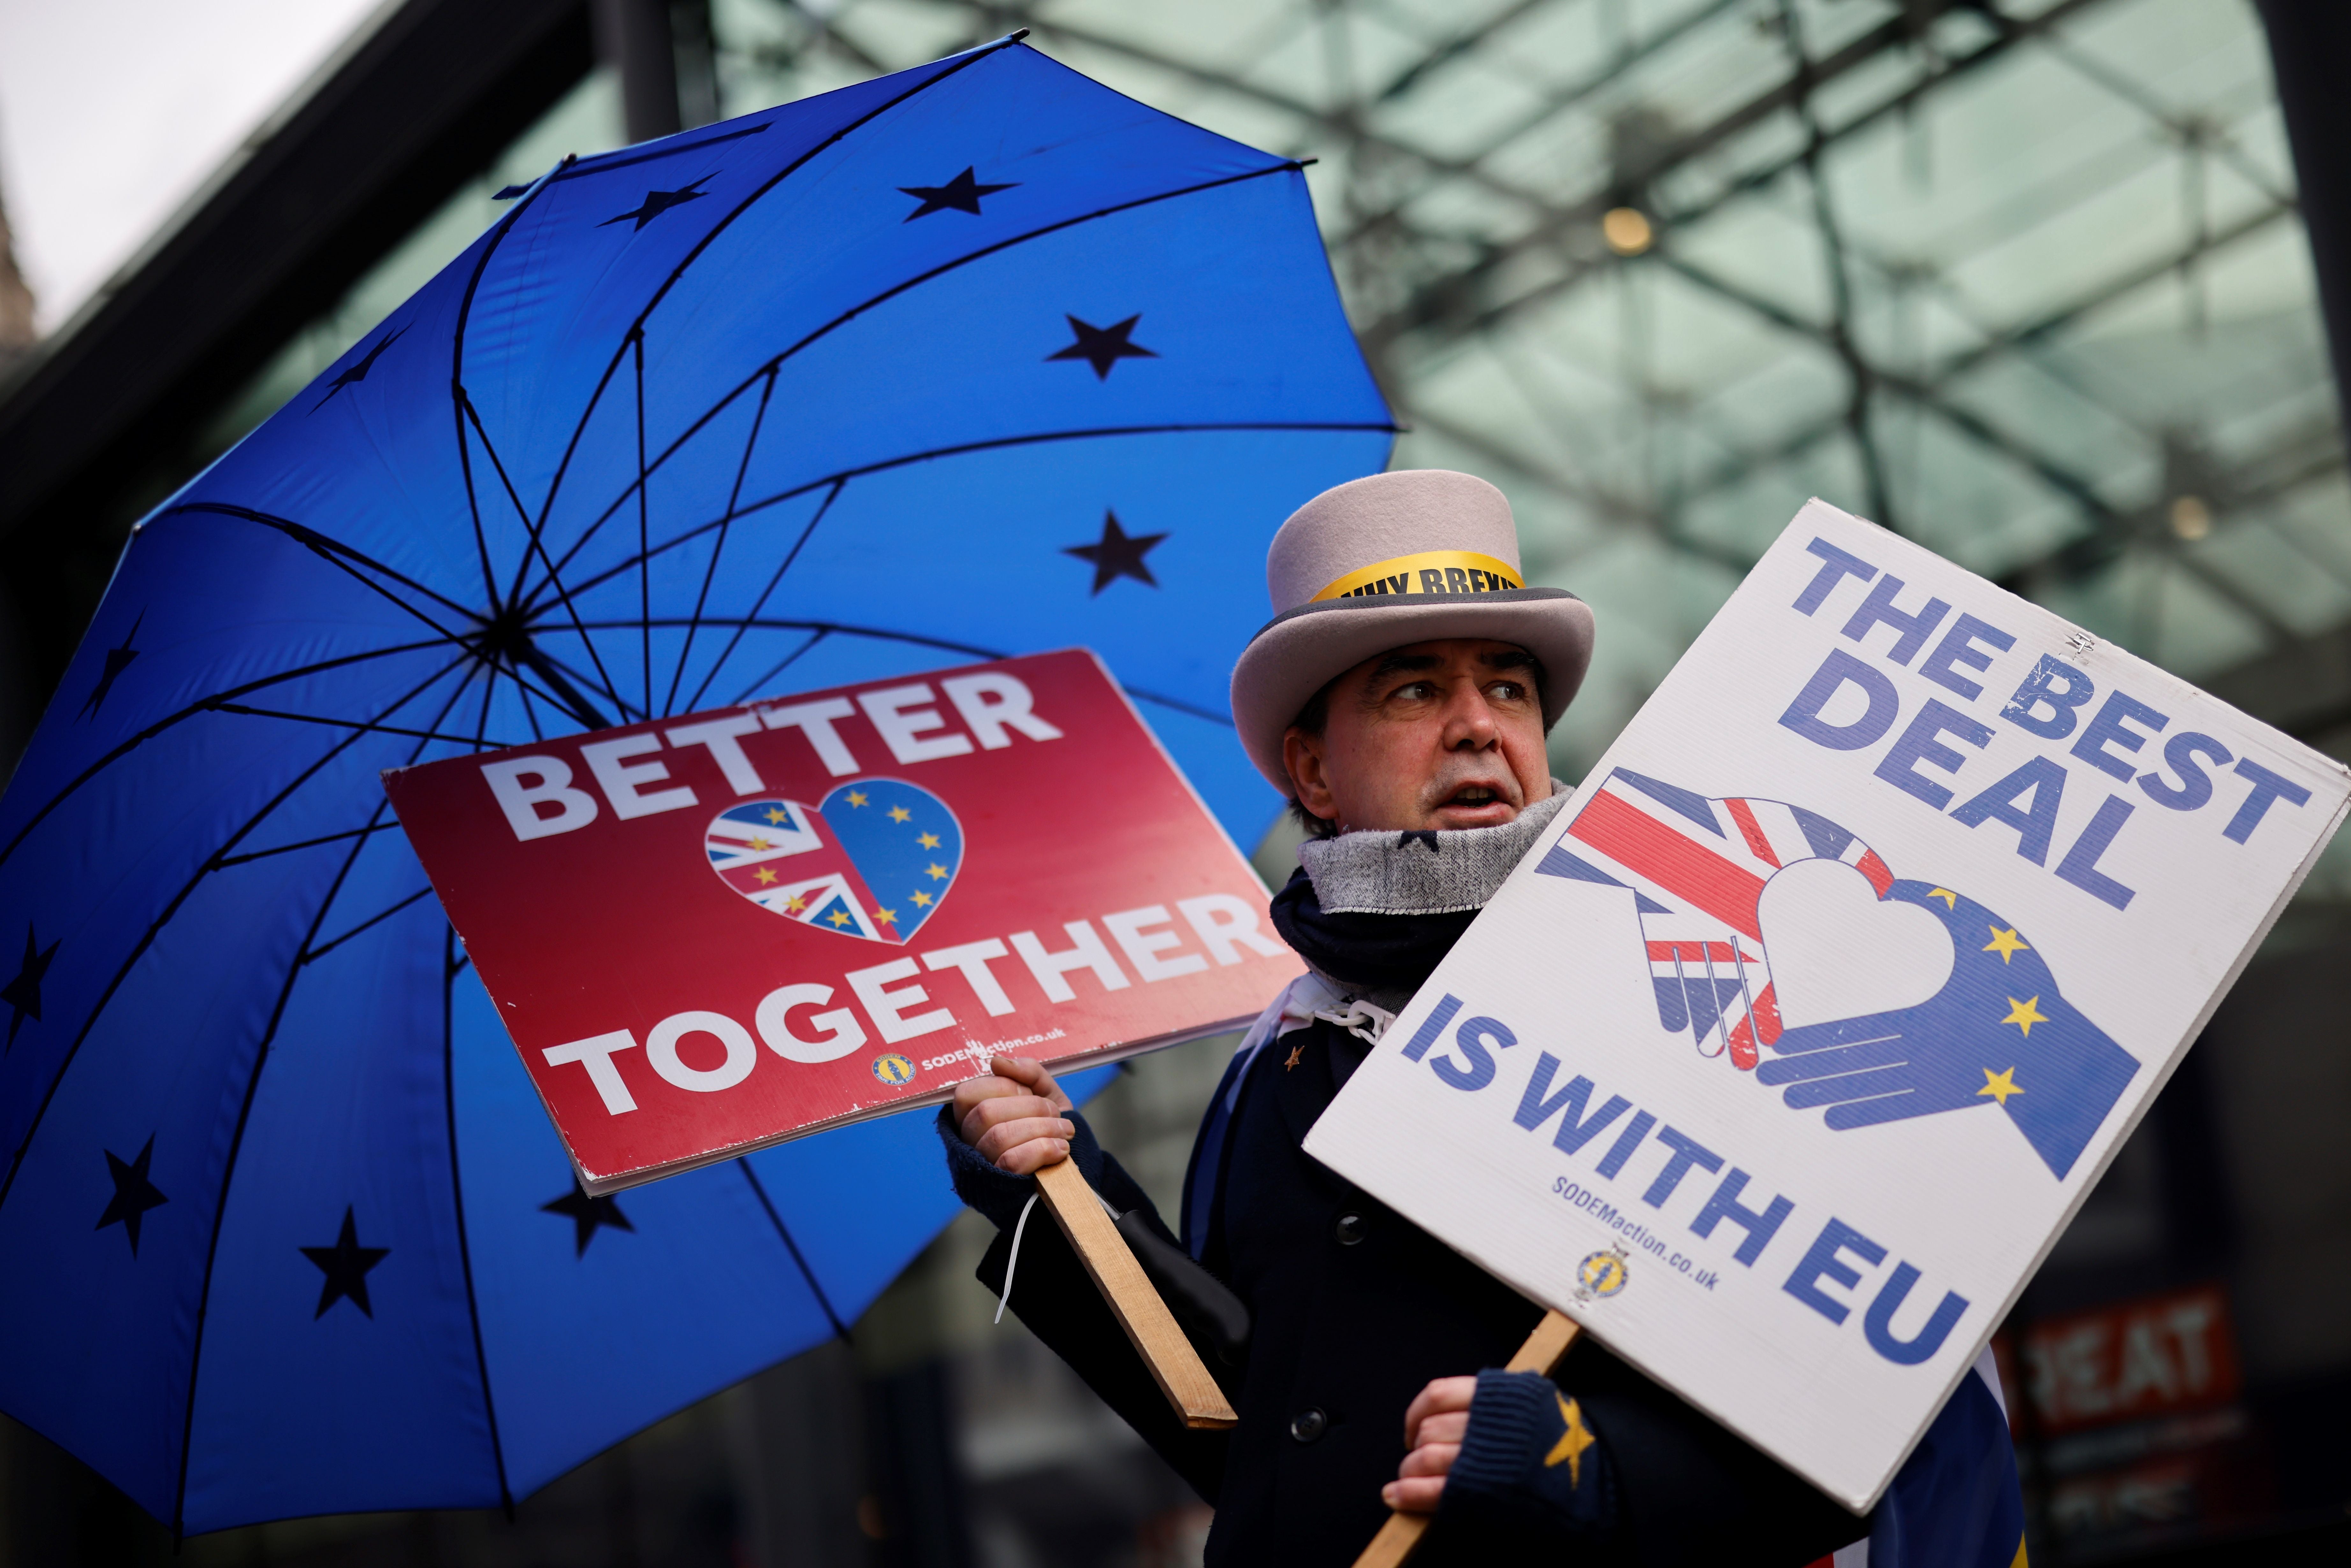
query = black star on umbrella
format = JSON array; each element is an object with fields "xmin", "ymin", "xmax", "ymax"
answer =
[
  {"xmin": 898, "ymin": 166, "xmax": 1016, "ymax": 221},
  {"xmin": 77, "ymin": 609, "xmax": 142, "ymax": 719},
  {"xmin": 2, "ymin": 922, "xmax": 59, "ymax": 1050},
  {"xmin": 95, "ymin": 1135, "xmax": 168, "ymax": 1256},
  {"xmin": 301, "ymin": 1206, "xmax": 390, "ymax": 1319},
  {"xmin": 311, "ymin": 326, "xmax": 406, "ymax": 411},
  {"xmin": 600, "ymin": 180, "xmax": 711, "ymax": 231},
  {"xmin": 1063, "ymin": 510, "xmax": 1167, "ymax": 594},
  {"xmin": 1046, "ymin": 314, "xmax": 1157, "ymax": 380},
  {"xmin": 542, "ymin": 1183, "xmax": 635, "ymax": 1257}
]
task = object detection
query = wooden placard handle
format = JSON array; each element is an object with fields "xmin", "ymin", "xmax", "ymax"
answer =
[
  {"xmin": 1033, "ymin": 1158, "xmax": 1239, "ymax": 1430},
  {"xmin": 1349, "ymin": 1309, "xmax": 1582, "ymax": 1568}
]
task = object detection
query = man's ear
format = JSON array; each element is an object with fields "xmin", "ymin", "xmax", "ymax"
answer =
[{"xmin": 1282, "ymin": 725, "xmax": 1337, "ymax": 826}]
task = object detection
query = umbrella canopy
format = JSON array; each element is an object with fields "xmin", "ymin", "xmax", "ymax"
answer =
[{"xmin": 0, "ymin": 37, "xmax": 1390, "ymax": 1535}]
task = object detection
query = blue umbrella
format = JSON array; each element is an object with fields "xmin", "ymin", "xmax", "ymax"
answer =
[{"xmin": 0, "ymin": 37, "xmax": 1391, "ymax": 1535}]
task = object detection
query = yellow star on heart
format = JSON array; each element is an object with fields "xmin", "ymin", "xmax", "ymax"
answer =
[
  {"xmin": 1983, "ymin": 926, "xmax": 2030, "ymax": 963},
  {"xmin": 826, "ymin": 909, "xmax": 851, "ymax": 927},
  {"xmin": 845, "ymin": 790, "xmax": 869, "ymax": 808},
  {"xmin": 2002, "ymin": 995, "xmax": 2048, "ymax": 1036},
  {"xmin": 918, "ymin": 831, "xmax": 941, "ymax": 849},
  {"xmin": 783, "ymin": 894, "xmax": 806, "ymax": 912},
  {"xmin": 888, "ymin": 805, "xmax": 912, "ymax": 823},
  {"xmin": 763, "ymin": 807, "xmax": 788, "ymax": 824},
  {"xmin": 748, "ymin": 836, "xmax": 772, "ymax": 852},
  {"xmin": 927, "ymin": 862, "xmax": 949, "ymax": 881},
  {"xmin": 1927, "ymin": 887, "xmax": 1958, "ymax": 908},
  {"xmin": 1545, "ymin": 1394, "xmax": 1596, "ymax": 1486},
  {"xmin": 754, "ymin": 867, "xmax": 777, "ymax": 885},
  {"xmin": 1976, "ymin": 1066, "xmax": 2024, "ymax": 1105},
  {"xmin": 910, "ymin": 891, "xmax": 932, "ymax": 908},
  {"xmin": 875, "ymin": 907, "xmax": 897, "ymax": 925}
]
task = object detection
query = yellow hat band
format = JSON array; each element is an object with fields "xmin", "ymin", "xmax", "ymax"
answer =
[{"xmin": 1311, "ymin": 550, "xmax": 1525, "ymax": 603}]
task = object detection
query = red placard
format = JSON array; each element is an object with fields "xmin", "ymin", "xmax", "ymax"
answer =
[{"xmin": 385, "ymin": 650, "xmax": 1299, "ymax": 1192}]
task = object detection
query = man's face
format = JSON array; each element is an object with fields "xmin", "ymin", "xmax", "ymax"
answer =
[{"xmin": 1281, "ymin": 638, "xmax": 1552, "ymax": 834}]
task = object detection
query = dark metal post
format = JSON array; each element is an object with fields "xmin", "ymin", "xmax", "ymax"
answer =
[
  {"xmin": 592, "ymin": 0, "xmax": 682, "ymax": 143},
  {"xmin": 2256, "ymin": 1, "xmax": 2351, "ymax": 444}
]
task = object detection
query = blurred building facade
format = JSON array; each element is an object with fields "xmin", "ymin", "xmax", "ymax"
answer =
[{"xmin": 3, "ymin": 1, "xmax": 2350, "ymax": 1563}]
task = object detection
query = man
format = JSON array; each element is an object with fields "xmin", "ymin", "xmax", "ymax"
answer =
[{"xmin": 940, "ymin": 472, "xmax": 2013, "ymax": 1565}]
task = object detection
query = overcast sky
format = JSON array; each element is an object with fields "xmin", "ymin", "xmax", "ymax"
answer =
[{"xmin": 0, "ymin": 0, "xmax": 383, "ymax": 334}]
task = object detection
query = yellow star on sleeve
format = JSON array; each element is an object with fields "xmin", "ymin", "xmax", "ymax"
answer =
[
  {"xmin": 763, "ymin": 807, "xmax": 788, "ymax": 824},
  {"xmin": 875, "ymin": 907, "xmax": 897, "ymax": 925},
  {"xmin": 754, "ymin": 867, "xmax": 777, "ymax": 885},
  {"xmin": 846, "ymin": 790, "xmax": 869, "ymax": 808},
  {"xmin": 1927, "ymin": 887, "xmax": 1958, "ymax": 908},
  {"xmin": 2002, "ymin": 995, "xmax": 2048, "ymax": 1036},
  {"xmin": 1545, "ymin": 1394, "xmax": 1596, "ymax": 1486},
  {"xmin": 1983, "ymin": 926, "xmax": 2030, "ymax": 963},
  {"xmin": 1977, "ymin": 1067, "xmax": 2024, "ymax": 1105},
  {"xmin": 783, "ymin": 894, "xmax": 806, "ymax": 912},
  {"xmin": 910, "ymin": 891, "xmax": 932, "ymax": 908},
  {"xmin": 826, "ymin": 909, "xmax": 851, "ymax": 927},
  {"xmin": 747, "ymin": 836, "xmax": 772, "ymax": 851},
  {"xmin": 917, "ymin": 831, "xmax": 941, "ymax": 849},
  {"xmin": 887, "ymin": 804, "xmax": 911, "ymax": 823},
  {"xmin": 927, "ymin": 863, "xmax": 949, "ymax": 881}
]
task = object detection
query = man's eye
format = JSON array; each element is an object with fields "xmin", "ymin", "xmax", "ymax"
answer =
[{"xmin": 1394, "ymin": 681, "xmax": 1436, "ymax": 701}]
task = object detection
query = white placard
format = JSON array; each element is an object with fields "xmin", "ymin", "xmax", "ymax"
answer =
[{"xmin": 1302, "ymin": 500, "xmax": 2350, "ymax": 1511}]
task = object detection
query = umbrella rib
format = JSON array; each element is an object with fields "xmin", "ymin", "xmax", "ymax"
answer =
[
  {"xmin": 521, "ymin": 157, "xmax": 1329, "ymax": 607},
  {"xmin": 0, "ymin": 652, "xmax": 479, "ymax": 1221},
  {"xmin": 169, "ymin": 660, "xmax": 486, "ymax": 1537},
  {"xmin": 166, "ymin": 503, "xmax": 484, "ymax": 634},
  {"xmin": 442, "ymin": 925, "xmax": 515, "ymax": 1514},
  {"xmin": 451, "ymin": 154, "xmax": 578, "ymax": 608},
  {"xmin": 537, "ymin": 418, "xmax": 1396, "ymax": 616},
  {"xmin": 215, "ymin": 821, "xmax": 401, "ymax": 868},
  {"xmin": 0, "ymin": 635, "xmax": 458, "ymax": 874},
  {"xmin": 301, "ymin": 885, "xmax": 434, "ymax": 968},
  {"xmin": 726, "ymin": 628, "xmax": 829, "ymax": 712},
  {"xmin": 523, "ymin": 645, "xmax": 643, "ymax": 726},
  {"xmin": 735, "ymin": 1158, "xmax": 850, "ymax": 1341},
  {"xmin": 207, "ymin": 701, "xmax": 528, "ymax": 750},
  {"xmin": 514, "ymin": 39, "xmax": 1021, "ymax": 612},
  {"xmin": 675, "ymin": 478, "xmax": 845, "ymax": 714},
  {"xmin": 664, "ymin": 366, "xmax": 779, "ymax": 717},
  {"xmin": 1120, "ymin": 687, "xmax": 1237, "ymax": 728},
  {"xmin": 634, "ymin": 335, "xmax": 653, "ymax": 722}
]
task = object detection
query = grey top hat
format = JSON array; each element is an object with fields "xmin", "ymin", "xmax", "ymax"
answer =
[{"xmin": 1228, "ymin": 469, "xmax": 1596, "ymax": 794}]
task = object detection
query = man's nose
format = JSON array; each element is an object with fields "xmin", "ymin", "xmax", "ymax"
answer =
[{"xmin": 1441, "ymin": 682, "xmax": 1499, "ymax": 747}]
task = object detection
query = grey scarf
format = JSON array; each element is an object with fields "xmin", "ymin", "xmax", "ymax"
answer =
[{"xmin": 1297, "ymin": 782, "xmax": 1573, "ymax": 916}]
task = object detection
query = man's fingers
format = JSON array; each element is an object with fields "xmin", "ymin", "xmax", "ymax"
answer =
[
  {"xmin": 991, "ymin": 1136, "xmax": 1072, "ymax": 1176},
  {"xmin": 957, "ymin": 1093, "xmax": 1062, "ymax": 1150},
  {"xmin": 972, "ymin": 1115, "xmax": 1076, "ymax": 1167},
  {"xmin": 1409, "ymin": 1412, "xmax": 1468, "ymax": 1448},
  {"xmin": 1397, "ymin": 1441, "xmax": 1460, "ymax": 1479},
  {"xmin": 1381, "ymin": 1477, "xmax": 1448, "ymax": 1514},
  {"xmin": 990, "ymin": 1055, "xmax": 1074, "ymax": 1114},
  {"xmin": 1401, "ymin": 1376, "xmax": 1477, "ymax": 1447}
]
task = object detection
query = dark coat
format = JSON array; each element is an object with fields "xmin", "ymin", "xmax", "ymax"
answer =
[{"xmin": 942, "ymin": 1012, "xmax": 1866, "ymax": 1566}]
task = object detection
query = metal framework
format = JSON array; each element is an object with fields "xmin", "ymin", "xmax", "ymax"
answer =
[{"xmin": 734, "ymin": 0, "xmax": 2346, "ymax": 758}]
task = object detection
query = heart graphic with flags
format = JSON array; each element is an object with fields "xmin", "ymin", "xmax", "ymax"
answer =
[{"xmin": 704, "ymin": 780, "xmax": 964, "ymax": 944}]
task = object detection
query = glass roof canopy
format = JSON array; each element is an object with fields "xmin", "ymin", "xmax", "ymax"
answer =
[{"xmin": 713, "ymin": 0, "xmax": 2345, "ymax": 794}]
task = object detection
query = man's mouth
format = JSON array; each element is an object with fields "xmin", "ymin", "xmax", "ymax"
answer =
[{"xmin": 1446, "ymin": 786, "xmax": 1500, "ymax": 807}]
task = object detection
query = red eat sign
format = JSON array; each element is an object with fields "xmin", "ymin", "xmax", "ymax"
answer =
[
  {"xmin": 385, "ymin": 650, "xmax": 1298, "ymax": 1191},
  {"xmin": 2018, "ymin": 1283, "xmax": 2241, "ymax": 1435}
]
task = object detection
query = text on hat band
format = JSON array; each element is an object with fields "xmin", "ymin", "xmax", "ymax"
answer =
[{"xmin": 1312, "ymin": 550, "xmax": 1525, "ymax": 603}]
